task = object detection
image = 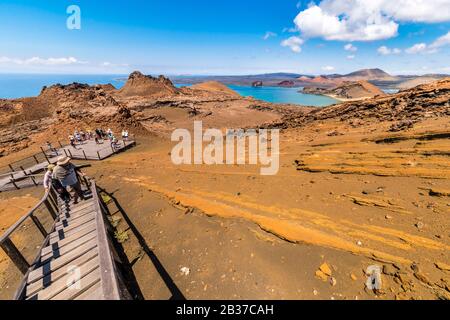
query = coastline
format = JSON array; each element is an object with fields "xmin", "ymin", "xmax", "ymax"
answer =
[{"xmin": 320, "ymin": 93, "xmax": 376, "ymax": 103}]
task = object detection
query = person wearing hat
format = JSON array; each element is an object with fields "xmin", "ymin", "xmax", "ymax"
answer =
[
  {"xmin": 43, "ymin": 164, "xmax": 71, "ymax": 201},
  {"xmin": 53, "ymin": 156, "xmax": 86, "ymax": 204}
]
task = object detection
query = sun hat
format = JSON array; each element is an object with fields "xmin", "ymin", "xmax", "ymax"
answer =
[
  {"xmin": 47, "ymin": 164, "xmax": 55, "ymax": 171},
  {"xmin": 56, "ymin": 156, "xmax": 71, "ymax": 166}
]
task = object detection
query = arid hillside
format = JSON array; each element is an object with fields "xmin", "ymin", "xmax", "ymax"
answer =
[
  {"xmin": 117, "ymin": 71, "xmax": 179, "ymax": 98},
  {"xmin": 0, "ymin": 81, "xmax": 145, "ymax": 159},
  {"xmin": 272, "ymin": 78, "xmax": 450, "ymax": 130},
  {"xmin": 190, "ymin": 81, "xmax": 240, "ymax": 96},
  {"xmin": 303, "ymin": 80, "xmax": 386, "ymax": 101}
]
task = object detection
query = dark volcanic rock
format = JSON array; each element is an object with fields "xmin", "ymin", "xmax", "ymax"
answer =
[{"xmin": 278, "ymin": 80, "xmax": 295, "ymax": 87}]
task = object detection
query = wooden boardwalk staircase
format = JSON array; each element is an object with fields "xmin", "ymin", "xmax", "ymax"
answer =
[{"xmin": 0, "ymin": 179, "xmax": 131, "ymax": 300}]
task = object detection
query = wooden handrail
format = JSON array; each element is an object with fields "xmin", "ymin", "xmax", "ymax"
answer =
[
  {"xmin": 0, "ymin": 175, "xmax": 90, "ymax": 272},
  {"xmin": 90, "ymin": 180, "xmax": 123, "ymax": 300},
  {"xmin": 0, "ymin": 190, "xmax": 51, "ymax": 245}
]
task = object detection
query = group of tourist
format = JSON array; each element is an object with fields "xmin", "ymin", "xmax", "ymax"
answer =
[
  {"xmin": 67, "ymin": 128, "xmax": 130, "ymax": 149},
  {"xmin": 68, "ymin": 130, "xmax": 95, "ymax": 148},
  {"xmin": 43, "ymin": 127, "xmax": 131, "ymax": 203},
  {"xmin": 43, "ymin": 156, "xmax": 86, "ymax": 204}
]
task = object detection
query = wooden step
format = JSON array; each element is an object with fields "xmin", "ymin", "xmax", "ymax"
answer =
[
  {"xmin": 54, "ymin": 212, "xmax": 96, "ymax": 231},
  {"xmin": 49, "ymin": 220, "xmax": 96, "ymax": 243},
  {"xmin": 48, "ymin": 222, "xmax": 96, "ymax": 245},
  {"xmin": 27, "ymin": 239, "xmax": 98, "ymax": 285},
  {"xmin": 57, "ymin": 210, "xmax": 95, "ymax": 227},
  {"xmin": 58, "ymin": 200, "xmax": 95, "ymax": 213},
  {"xmin": 39, "ymin": 230, "xmax": 98, "ymax": 265},
  {"xmin": 25, "ymin": 249, "xmax": 98, "ymax": 298},
  {"xmin": 27, "ymin": 258, "xmax": 100, "ymax": 300},
  {"xmin": 41, "ymin": 229, "xmax": 97, "ymax": 258},
  {"xmin": 50, "ymin": 267, "xmax": 101, "ymax": 300},
  {"xmin": 59, "ymin": 204, "xmax": 95, "ymax": 220},
  {"xmin": 74, "ymin": 281, "xmax": 103, "ymax": 300}
]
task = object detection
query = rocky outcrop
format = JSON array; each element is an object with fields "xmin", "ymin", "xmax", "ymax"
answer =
[
  {"xmin": 252, "ymin": 81, "xmax": 263, "ymax": 87},
  {"xmin": 341, "ymin": 68, "xmax": 398, "ymax": 81},
  {"xmin": 117, "ymin": 71, "xmax": 178, "ymax": 98},
  {"xmin": 0, "ymin": 119, "xmax": 54, "ymax": 156},
  {"xmin": 190, "ymin": 81, "xmax": 239, "ymax": 96},
  {"xmin": 272, "ymin": 78, "xmax": 450, "ymax": 129},
  {"xmin": 303, "ymin": 81, "xmax": 385, "ymax": 100},
  {"xmin": 278, "ymin": 80, "xmax": 295, "ymax": 87},
  {"xmin": 0, "ymin": 80, "xmax": 147, "ymax": 156}
]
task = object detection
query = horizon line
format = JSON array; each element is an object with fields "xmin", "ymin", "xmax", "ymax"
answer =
[{"xmin": 0, "ymin": 71, "xmax": 448, "ymax": 77}]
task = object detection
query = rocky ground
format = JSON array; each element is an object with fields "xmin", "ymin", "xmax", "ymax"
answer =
[{"xmin": 0, "ymin": 73, "xmax": 449, "ymax": 300}]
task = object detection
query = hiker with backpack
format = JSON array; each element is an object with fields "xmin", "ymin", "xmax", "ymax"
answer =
[
  {"xmin": 43, "ymin": 164, "xmax": 70, "ymax": 201},
  {"xmin": 53, "ymin": 156, "xmax": 86, "ymax": 204}
]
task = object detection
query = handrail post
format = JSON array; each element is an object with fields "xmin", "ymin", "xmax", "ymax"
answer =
[
  {"xmin": 83, "ymin": 150, "xmax": 88, "ymax": 160},
  {"xmin": 48, "ymin": 190, "xmax": 59, "ymax": 215},
  {"xmin": 0, "ymin": 238, "xmax": 29, "ymax": 275},
  {"xmin": 44, "ymin": 199, "xmax": 57, "ymax": 220},
  {"xmin": 32, "ymin": 155, "xmax": 39, "ymax": 164},
  {"xmin": 10, "ymin": 176, "xmax": 20, "ymax": 190},
  {"xmin": 8, "ymin": 164, "xmax": 15, "ymax": 172},
  {"xmin": 30, "ymin": 214, "xmax": 47, "ymax": 238},
  {"xmin": 30, "ymin": 175, "xmax": 38, "ymax": 186},
  {"xmin": 49, "ymin": 188, "xmax": 58, "ymax": 206},
  {"xmin": 97, "ymin": 151, "xmax": 101, "ymax": 160},
  {"xmin": 40, "ymin": 147, "xmax": 50, "ymax": 164}
]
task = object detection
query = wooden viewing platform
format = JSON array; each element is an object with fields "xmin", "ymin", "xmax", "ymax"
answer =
[
  {"xmin": 61, "ymin": 139, "xmax": 136, "ymax": 161},
  {"xmin": 0, "ymin": 138, "xmax": 136, "ymax": 193},
  {"xmin": 0, "ymin": 179, "xmax": 131, "ymax": 300}
]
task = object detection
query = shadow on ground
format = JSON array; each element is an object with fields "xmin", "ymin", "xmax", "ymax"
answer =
[{"xmin": 97, "ymin": 186, "xmax": 186, "ymax": 301}]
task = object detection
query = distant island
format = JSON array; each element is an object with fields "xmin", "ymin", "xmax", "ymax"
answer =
[{"xmin": 171, "ymin": 68, "xmax": 449, "ymax": 92}]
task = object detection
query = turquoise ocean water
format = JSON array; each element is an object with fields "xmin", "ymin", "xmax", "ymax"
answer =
[
  {"xmin": 227, "ymin": 84, "xmax": 338, "ymax": 106},
  {"xmin": 174, "ymin": 83, "xmax": 339, "ymax": 106},
  {"xmin": 0, "ymin": 74, "xmax": 338, "ymax": 107}
]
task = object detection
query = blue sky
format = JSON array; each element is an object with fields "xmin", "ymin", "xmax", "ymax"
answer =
[{"xmin": 0, "ymin": 0, "xmax": 449, "ymax": 75}]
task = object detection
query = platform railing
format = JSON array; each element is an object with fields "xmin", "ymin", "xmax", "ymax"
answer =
[
  {"xmin": 62, "ymin": 135, "xmax": 137, "ymax": 161},
  {"xmin": 0, "ymin": 140, "xmax": 67, "ymax": 177}
]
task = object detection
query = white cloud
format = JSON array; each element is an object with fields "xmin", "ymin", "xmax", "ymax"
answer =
[
  {"xmin": 346, "ymin": 55, "xmax": 356, "ymax": 60},
  {"xmin": 405, "ymin": 31, "xmax": 450, "ymax": 54},
  {"xmin": 293, "ymin": 0, "xmax": 450, "ymax": 42},
  {"xmin": 294, "ymin": 3, "xmax": 398, "ymax": 41},
  {"xmin": 282, "ymin": 27, "xmax": 298, "ymax": 33},
  {"xmin": 263, "ymin": 31, "xmax": 277, "ymax": 40},
  {"xmin": 377, "ymin": 46, "xmax": 402, "ymax": 55},
  {"xmin": 0, "ymin": 56, "xmax": 85, "ymax": 66},
  {"xmin": 100, "ymin": 61, "xmax": 129, "ymax": 68},
  {"xmin": 322, "ymin": 65, "xmax": 335, "ymax": 72},
  {"xmin": 430, "ymin": 31, "xmax": 450, "ymax": 49},
  {"xmin": 344, "ymin": 43, "xmax": 357, "ymax": 52},
  {"xmin": 405, "ymin": 43, "xmax": 429, "ymax": 54},
  {"xmin": 281, "ymin": 36, "xmax": 304, "ymax": 53}
]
